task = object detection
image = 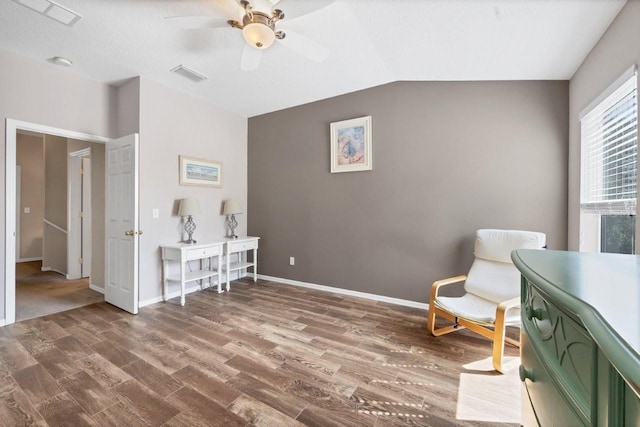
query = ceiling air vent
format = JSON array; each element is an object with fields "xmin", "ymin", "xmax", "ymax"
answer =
[
  {"xmin": 170, "ymin": 65, "xmax": 208, "ymax": 83},
  {"xmin": 13, "ymin": 0, "xmax": 82, "ymax": 26}
]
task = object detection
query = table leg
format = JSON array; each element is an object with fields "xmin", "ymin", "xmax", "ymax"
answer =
[
  {"xmin": 180, "ymin": 260, "xmax": 186, "ymax": 306},
  {"xmin": 253, "ymin": 248, "xmax": 258, "ymax": 282},
  {"xmin": 226, "ymin": 252, "xmax": 231, "ymax": 292},
  {"xmin": 162, "ymin": 259, "xmax": 169, "ymax": 302}
]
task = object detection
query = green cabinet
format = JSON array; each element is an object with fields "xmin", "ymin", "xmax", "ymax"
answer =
[{"xmin": 513, "ymin": 250, "xmax": 640, "ymax": 427}]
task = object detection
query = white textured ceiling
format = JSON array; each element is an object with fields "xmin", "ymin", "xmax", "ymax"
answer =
[{"xmin": 0, "ymin": 0, "xmax": 627, "ymax": 117}]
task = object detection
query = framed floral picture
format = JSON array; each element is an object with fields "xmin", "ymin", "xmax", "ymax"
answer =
[
  {"xmin": 330, "ymin": 116, "xmax": 372, "ymax": 173},
  {"xmin": 179, "ymin": 155, "xmax": 223, "ymax": 187}
]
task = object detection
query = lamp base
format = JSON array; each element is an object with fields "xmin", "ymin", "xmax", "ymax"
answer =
[
  {"xmin": 183, "ymin": 239, "xmax": 197, "ymax": 244},
  {"xmin": 227, "ymin": 234, "xmax": 238, "ymax": 239}
]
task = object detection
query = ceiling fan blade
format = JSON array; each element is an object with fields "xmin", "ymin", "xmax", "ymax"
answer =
[
  {"xmin": 273, "ymin": 0, "xmax": 335, "ymax": 20},
  {"xmin": 164, "ymin": 16, "xmax": 230, "ymax": 30},
  {"xmin": 241, "ymin": 44, "xmax": 263, "ymax": 71},
  {"xmin": 278, "ymin": 29, "xmax": 329, "ymax": 63}
]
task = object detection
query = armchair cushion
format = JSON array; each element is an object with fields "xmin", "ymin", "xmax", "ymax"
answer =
[
  {"xmin": 474, "ymin": 229, "xmax": 546, "ymax": 263},
  {"xmin": 464, "ymin": 258, "xmax": 522, "ymax": 304},
  {"xmin": 435, "ymin": 293, "xmax": 521, "ymax": 326}
]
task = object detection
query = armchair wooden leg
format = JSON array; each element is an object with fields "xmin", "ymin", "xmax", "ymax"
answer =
[
  {"xmin": 492, "ymin": 300, "xmax": 520, "ymax": 373},
  {"xmin": 492, "ymin": 317, "xmax": 507, "ymax": 373}
]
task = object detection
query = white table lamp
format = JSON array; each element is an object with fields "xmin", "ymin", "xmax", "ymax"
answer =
[
  {"xmin": 223, "ymin": 199, "xmax": 242, "ymax": 239},
  {"xmin": 178, "ymin": 198, "xmax": 200, "ymax": 244}
]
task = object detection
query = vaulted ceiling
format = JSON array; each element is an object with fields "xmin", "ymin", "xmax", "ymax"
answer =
[{"xmin": 0, "ymin": 0, "xmax": 627, "ymax": 117}]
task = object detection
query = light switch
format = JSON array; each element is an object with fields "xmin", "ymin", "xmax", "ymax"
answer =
[
  {"xmin": 23, "ymin": 207, "xmax": 30, "ymax": 214},
  {"xmin": 152, "ymin": 208, "xmax": 159, "ymax": 219}
]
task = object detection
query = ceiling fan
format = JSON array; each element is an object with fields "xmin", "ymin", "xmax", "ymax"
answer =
[{"xmin": 165, "ymin": 0, "xmax": 332, "ymax": 71}]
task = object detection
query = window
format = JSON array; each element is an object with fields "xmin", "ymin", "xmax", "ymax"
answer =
[{"xmin": 580, "ymin": 67, "xmax": 638, "ymax": 254}]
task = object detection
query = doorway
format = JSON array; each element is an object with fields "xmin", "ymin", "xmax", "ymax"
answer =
[
  {"xmin": 14, "ymin": 131, "xmax": 105, "ymax": 321},
  {"xmin": 5, "ymin": 119, "xmax": 115, "ymax": 325}
]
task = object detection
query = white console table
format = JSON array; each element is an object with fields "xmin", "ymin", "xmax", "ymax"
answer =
[
  {"xmin": 222, "ymin": 236, "xmax": 259, "ymax": 291},
  {"xmin": 160, "ymin": 241, "xmax": 224, "ymax": 306}
]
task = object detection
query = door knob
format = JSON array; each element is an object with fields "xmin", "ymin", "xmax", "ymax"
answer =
[
  {"xmin": 125, "ymin": 230, "xmax": 134, "ymax": 236},
  {"xmin": 137, "ymin": 230, "xmax": 143, "ymax": 235}
]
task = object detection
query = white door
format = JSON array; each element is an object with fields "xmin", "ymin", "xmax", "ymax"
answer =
[
  {"xmin": 105, "ymin": 134, "xmax": 139, "ymax": 314},
  {"xmin": 82, "ymin": 157, "xmax": 92, "ymax": 278}
]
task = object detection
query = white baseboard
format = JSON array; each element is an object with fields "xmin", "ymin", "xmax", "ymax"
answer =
[
  {"xmin": 17, "ymin": 257, "xmax": 43, "ymax": 263},
  {"xmin": 139, "ymin": 283, "xmax": 218, "ymax": 308},
  {"xmin": 89, "ymin": 283, "xmax": 104, "ymax": 294},
  {"xmin": 41, "ymin": 266, "xmax": 66, "ymax": 276},
  {"xmin": 257, "ymin": 274, "xmax": 429, "ymax": 310},
  {"xmin": 0, "ymin": 318, "xmax": 6, "ymax": 327}
]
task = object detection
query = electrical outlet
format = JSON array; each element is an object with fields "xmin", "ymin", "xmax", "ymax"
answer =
[
  {"xmin": 152, "ymin": 208, "xmax": 159, "ymax": 219},
  {"xmin": 289, "ymin": 257, "xmax": 295, "ymax": 266},
  {"xmin": 23, "ymin": 207, "xmax": 30, "ymax": 214}
]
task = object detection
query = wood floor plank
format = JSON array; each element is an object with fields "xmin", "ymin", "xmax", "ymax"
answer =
[
  {"xmin": 226, "ymin": 372, "xmax": 308, "ymax": 419},
  {"xmin": 33, "ymin": 347, "xmax": 81, "ymax": 380},
  {"xmin": 58, "ymin": 370, "xmax": 119, "ymax": 415},
  {"xmin": 0, "ymin": 376, "xmax": 46, "ymax": 426},
  {"xmin": 90, "ymin": 341, "xmax": 139, "ymax": 367},
  {"xmin": 35, "ymin": 392, "xmax": 95, "ymax": 427},
  {"xmin": 0, "ymin": 342, "xmax": 38, "ymax": 377},
  {"xmin": 11, "ymin": 364, "xmax": 63, "ymax": 404},
  {"xmin": 121, "ymin": 359, "xmax": 183, "ymax": 398},
  {"xmin": 75, "ymin": 353, "xmax": 132, "ymax": 390},
  {"xmin": 113, "ymin": 380, "xmax": 180, "ymax": 427},
  {"xmin": 165, "ymin": 386, "xmax": 246, "ymax": 427},
  {"xmin": 52, "ymin": 335, "xmax": 95, "ymax": 361},
  {"xmin": 171, "ymin": 365, "xmax": 242, "ymax": 407}
]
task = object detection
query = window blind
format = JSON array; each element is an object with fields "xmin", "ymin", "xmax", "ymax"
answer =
[{"xmin": 580, "ymin": 72, "xmax": 638, "ymax": 215}]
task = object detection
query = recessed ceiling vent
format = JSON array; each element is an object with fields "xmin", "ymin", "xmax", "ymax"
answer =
[
  {"xmin": 170, "ymin": 65, "xmax": 208, "ymax": 83},
  {"xmin": 13, "ymin": 0, "xmax": 82, "ymax": 26}
]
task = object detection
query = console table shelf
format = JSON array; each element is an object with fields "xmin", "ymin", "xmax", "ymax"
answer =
[
  {"xmin": 165, "ymin": 269, "xmax": 218, "ymax": 284},
  {"xmin": 160, "ymin": 236, "xmax": 260, "ymax": 305}
]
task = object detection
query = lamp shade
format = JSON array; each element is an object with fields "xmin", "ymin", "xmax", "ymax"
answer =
[
  {"xmin": 223, "ymin": 199, "xmax": 242, "ymax": 215},
  {"xmin": 178, "ymin": 198, "xmax": 199, "ymax": 216}
]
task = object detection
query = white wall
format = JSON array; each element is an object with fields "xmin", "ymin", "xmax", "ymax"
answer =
[
  {"xmin": 137, "ymin": 78, "xmax": 247, "ymax": 303},
  {"xmin": 568, "ymin": 1, "xmax": 640, "ymax": 251},
  {"xmin": 0, "ymin": 48, "xmax": 116, "ymax": 321},
  {"xmin": 1, "ymin": 48, "xmax": 247, "ymax": 322}
]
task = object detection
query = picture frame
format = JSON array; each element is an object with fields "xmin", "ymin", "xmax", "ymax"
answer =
[
  {"xmin": 179, "ymin": 155, "xmax": 223, "ymax": 188},
  {"xmin": 330, "ymin": 115, "xmax": 372, "ymax": 173}
]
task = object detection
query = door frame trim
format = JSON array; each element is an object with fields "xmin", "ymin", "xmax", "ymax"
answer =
[{"xmin": 5, "ymin": 119, "xmax": 109, "ymax": 326}]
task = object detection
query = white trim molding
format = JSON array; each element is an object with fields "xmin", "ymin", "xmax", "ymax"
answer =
[
  {"xmin": 5, "ymin": 118, "xmax": 110, "ymax": 326},
  {"xmin": 89, "ymin": 283, "xmax": 104, "ymax": 294},
  {"xmin": 257, "ymin": 274, "xmax": 429, "ymax": 310},
  {"xmin": 17, "ymin": 257, "xmax": 43, "ymax": 263}
]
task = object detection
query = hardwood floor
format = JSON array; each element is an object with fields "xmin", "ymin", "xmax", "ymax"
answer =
[{"xmin": 0, "ymin": 278, "xmax": 520, "ymax": 426}]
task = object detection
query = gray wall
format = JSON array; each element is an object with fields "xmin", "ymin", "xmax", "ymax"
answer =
[
  {"xmin": 16, "ymin": 134, "xmax": 44, "ymax": 261},
  {"xmin": 43, "ymin": 134, "xmax": 68, "ymax": 274},
  {"xmin": 248, "ymin": 81, "xmax": 569, "ymax": 303},
  {"xmin": 568, "ymin": 0, "xmax": 640, "ymax": 251}
]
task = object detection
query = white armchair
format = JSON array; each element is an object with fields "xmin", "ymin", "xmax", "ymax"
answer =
[{"xmin": 427, "ymin": 229, "xmax": 546, "ymax": 373}]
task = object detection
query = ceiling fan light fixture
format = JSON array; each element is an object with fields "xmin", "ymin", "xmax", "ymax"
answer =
[{"xmin": 242, "ymin": 22, "xmax": 275, "ymax": 49}]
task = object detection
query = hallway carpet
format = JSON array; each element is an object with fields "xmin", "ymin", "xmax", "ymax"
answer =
[{"xmin": 15, "ymin": 261, "xmax": 103, "ymax": 322}]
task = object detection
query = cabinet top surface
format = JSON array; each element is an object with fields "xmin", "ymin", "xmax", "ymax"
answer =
[
  {"xmin": 161, "ymin": 236, "xmax": 259, "ymax": 250},
  {"xmin": 513, "ymin": 249, "xmax": 639, "ymax": 389}
]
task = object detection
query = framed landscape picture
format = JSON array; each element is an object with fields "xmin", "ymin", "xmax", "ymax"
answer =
[
  {"xmin": 330, "ymin": 115, "xmax": 372, "ymax": 173},
  {"xmin": 179, "ymin": 155, "xmax": 223, "ymax": 187}
]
